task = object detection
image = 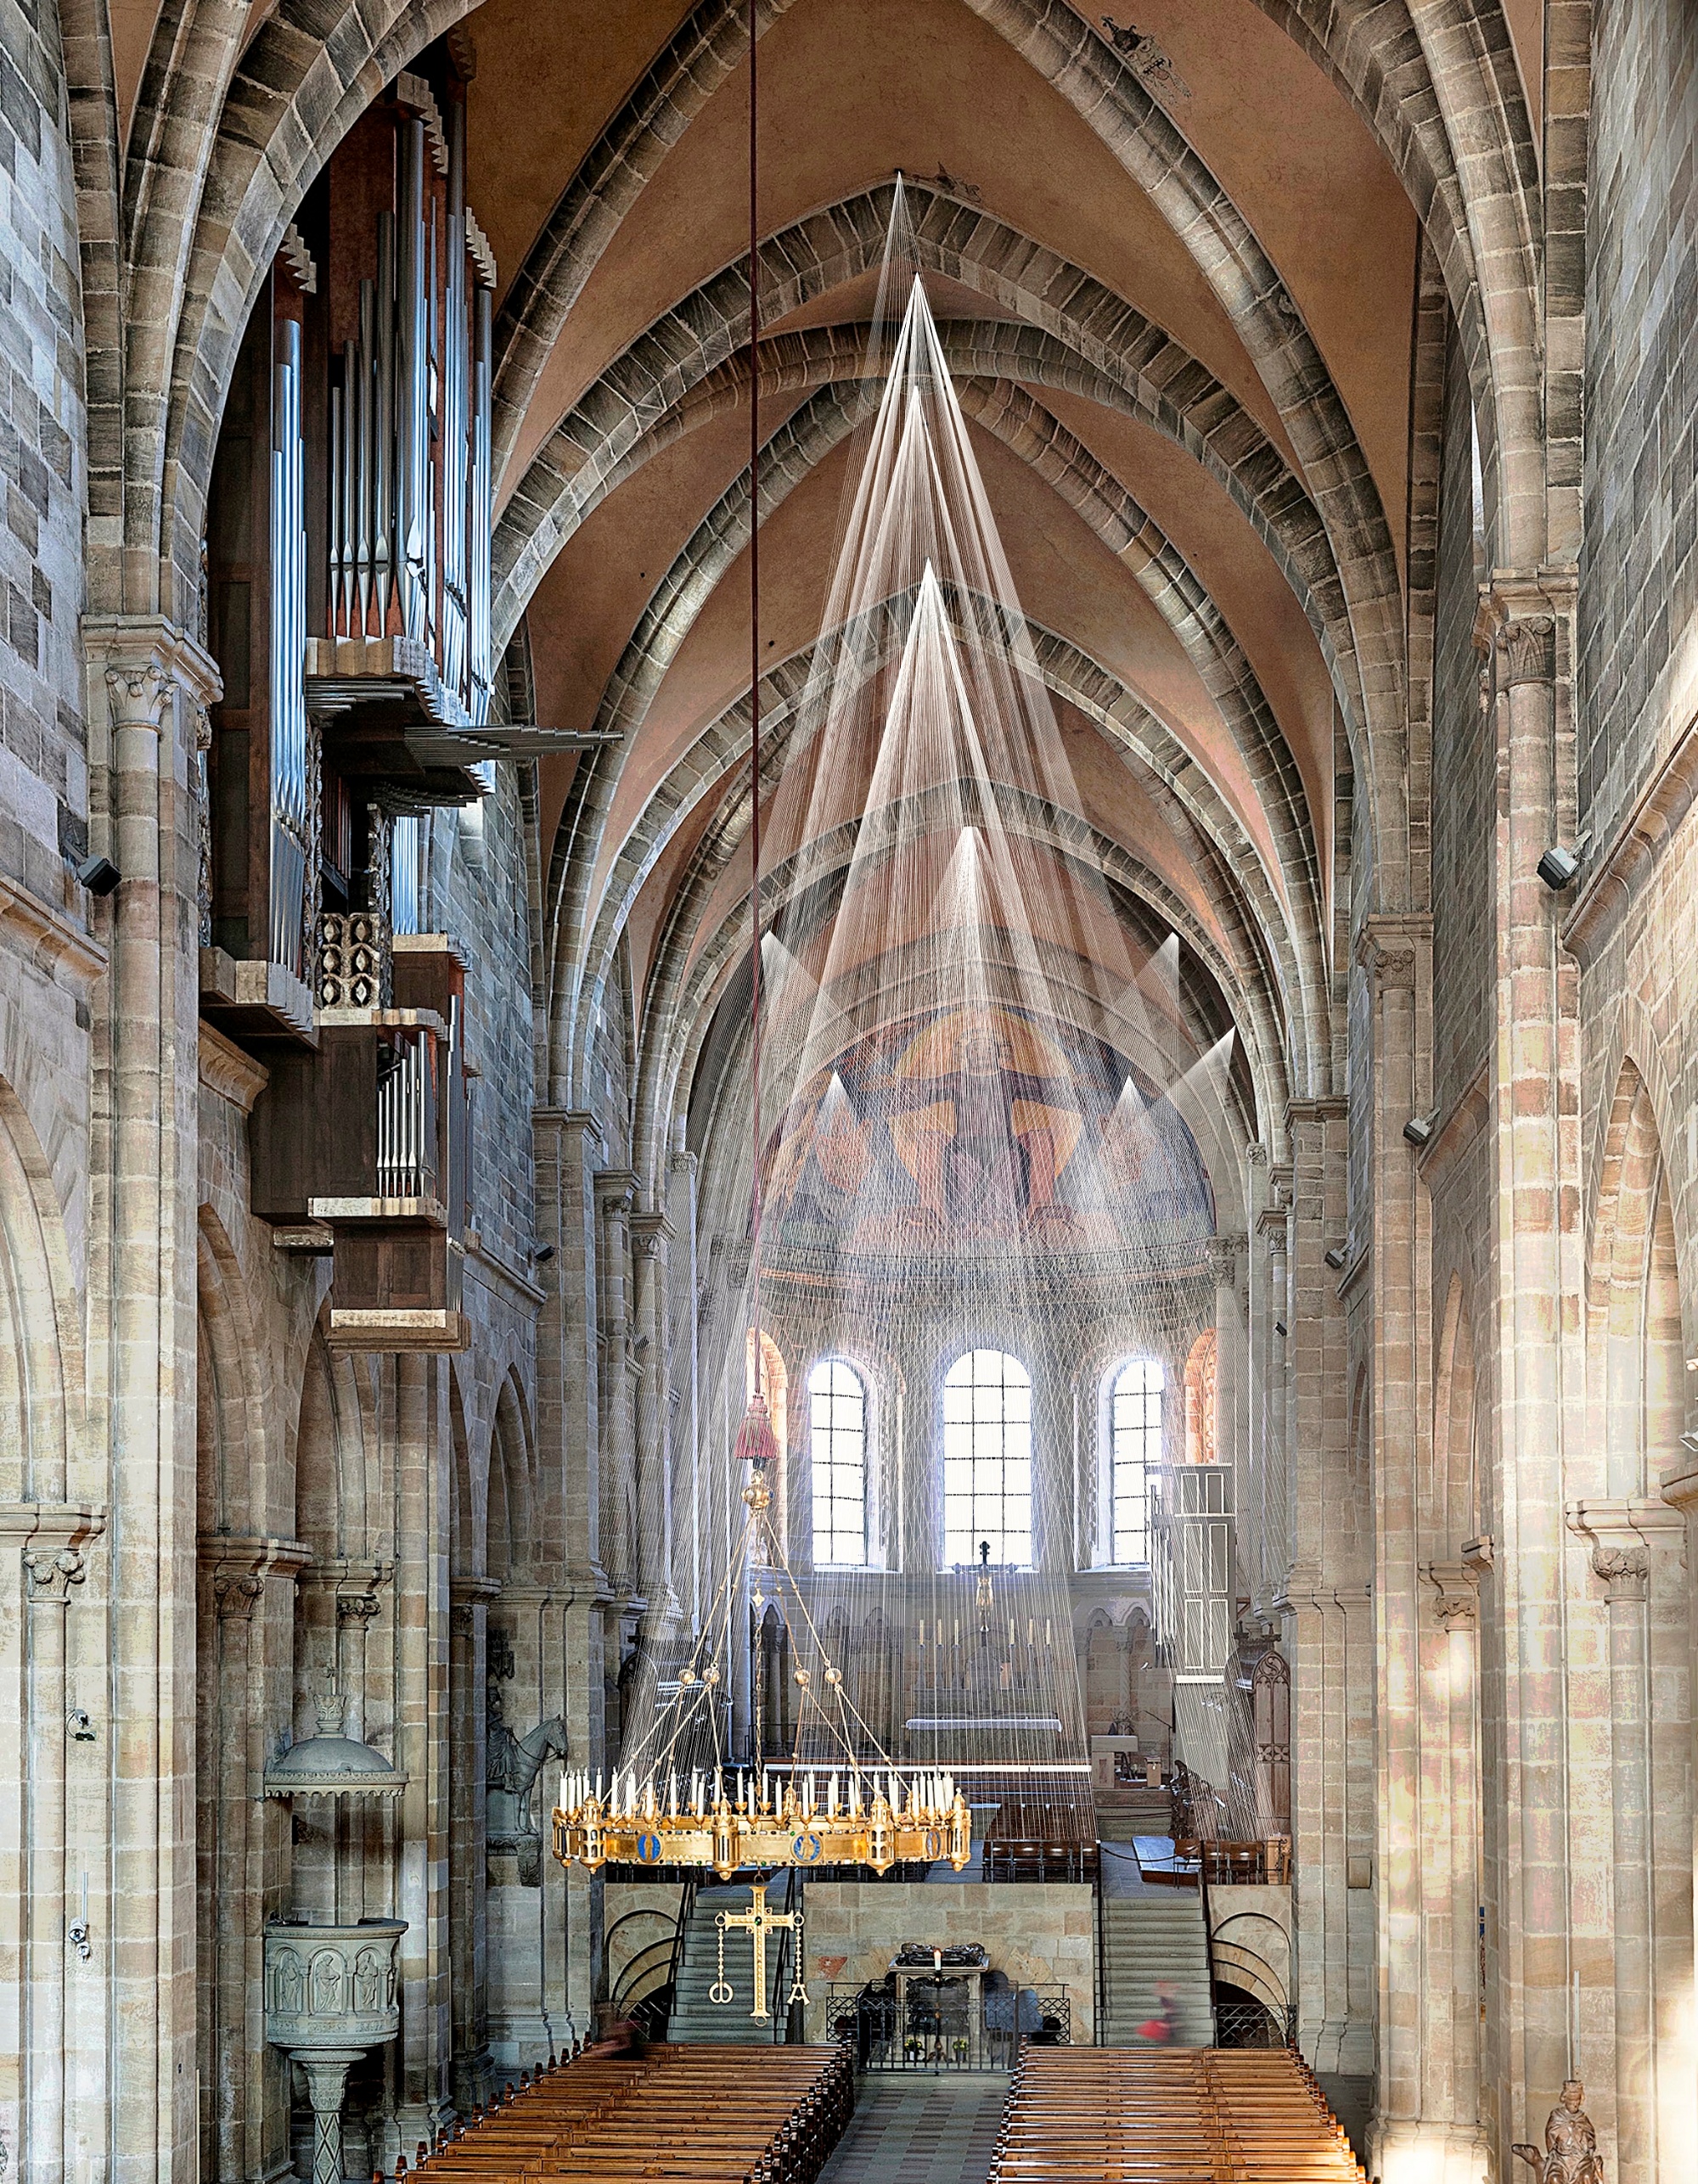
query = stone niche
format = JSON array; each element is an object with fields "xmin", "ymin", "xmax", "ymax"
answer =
[{"xmin": 796, "ymin": 1880, "xmax": 1094, "ymax": 2043}]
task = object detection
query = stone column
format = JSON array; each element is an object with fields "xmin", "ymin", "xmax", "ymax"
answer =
[
  {"xmin": 1476, "ymin": 579, "xmax": 1585, "ymax": 2160},
  {"xmin": 0, "ymin": 1505, "xmax": 103, "ymax": 2184},
  {"xmin": 595, "ymin": 1171, "xmax": 639, "ymax": 1616},
  {"xmin": 291, "ymin": 2051, "xmax": 366, "ymax": 2184},
  {"xmin": 666, "ymin": 1150, "xmax": 701, "ymax": 1632},
  {"xmin": 199, "ymin": 1533, "xmax": 311, "ymax": 2184},
  {"xmin": 391, "ymin": 1353, "xmax": 453, "ymax": 2153},
  {"xmin": 1279, "ymin": 1096, "xmax": 1369, "ymax": 2078},
  {"xmin": 533, "ymin": 1112, "xmax": 609, "ymax": 2041},
  {"xmin": 1207, "ymin": 1232, "xmax": 1245, "ymax": 1558},
  {"xmin": 1355, "ymin": 917, "xmax": 1486, "ymax": 2182},
  {"xmin": 630, "ymin": 1210, "xmax": 678, "ymax": 1632},
  {"xmin": 85, "ymin": 617, "xmax": 220, "ymax": 2184},
  {"xmin": 1567, "ymin": 1497, "xmax": 1688, "ymax": 2184},
  {"xmin": 447, "ymin": 1577, "xmax": 499, "ymax": 2112}
]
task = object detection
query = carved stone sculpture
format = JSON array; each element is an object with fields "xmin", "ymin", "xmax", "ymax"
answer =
[
  {"xmin": 486, "ymin": 1700, "xmax": 569, "ymax": 1887},
  {"xmin": 1512, "ymin": 2082, "xmax": 1605, "ymax": 2184}
]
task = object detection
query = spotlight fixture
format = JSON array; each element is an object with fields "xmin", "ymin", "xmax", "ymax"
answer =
[
  {"xmin": 1403, "ymin": 1114, "xmax": 1433, "ymax": 1148},
  {"xmin": 1324, "ymin": 1246, "xmax": 1347, "ymax": 1271},
  {"xmin": 1274, "ymin": 1320, "xmax": 1288, "ymax": 1338},
  {"xmin": 530, "ymin": 1242, "xmax": 555, "ymax": 1264},
  {"xmin": 1537, "ymin": 831, "xmax": 1590, "ymax": 891},
  {"xmin": 75, "ymin": 854, "xmax": 120, "ymax": 895}
]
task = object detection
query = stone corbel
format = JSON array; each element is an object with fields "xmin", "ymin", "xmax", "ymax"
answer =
[
  {"xmin": 450, "ymin": 1573, "xmax": 502, "ymax": 1639},
  {"xmin": 0, "ymin": 1504, "xmax": 106, "ymax": 1604},
  {"xmin": 1423, "ymin": 1560, "xmax": 1479, "ymax": 1631},
  {"xmin": 1566, "ymin": 1498, "xmax": 1683, "ymax": 1602},
  {"xmin": 199, "ymin": 1534, "xmax": 314, "ymax": 1619}
]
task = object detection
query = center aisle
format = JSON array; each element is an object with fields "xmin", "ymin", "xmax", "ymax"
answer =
[{"xmin": 815, "ymin": 2075, "xmax": 1009, "ymax": 2184}]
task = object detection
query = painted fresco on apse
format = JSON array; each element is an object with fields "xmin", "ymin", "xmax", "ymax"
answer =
[{"xmin": 762, "ymin": 1005, "xmax": 1215, "ymax": 1260}]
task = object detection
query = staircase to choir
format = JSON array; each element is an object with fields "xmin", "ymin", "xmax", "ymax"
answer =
[
  {"xmin": 666, "ymin": 1885, "xmax": 785, "ymax": 2043},
  {"xmin": 1099, "ymin": 1890, "xmax": 1216, "ymax": 2047}
]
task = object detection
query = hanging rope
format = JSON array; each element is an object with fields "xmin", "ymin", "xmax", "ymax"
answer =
[{"xmin": 734, "ymin": 0, "xmax": 778, "ymax": 1470}]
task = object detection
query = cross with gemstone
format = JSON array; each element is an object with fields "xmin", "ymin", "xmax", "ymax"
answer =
[{"xmin": 714, "ymin": 1881, "xmax": 807, "ymax": 2021}]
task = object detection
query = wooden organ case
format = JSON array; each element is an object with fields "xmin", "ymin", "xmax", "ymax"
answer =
[{"xmin": 210, "ymin": 36, "xmax": 506, "ymax": 1355}]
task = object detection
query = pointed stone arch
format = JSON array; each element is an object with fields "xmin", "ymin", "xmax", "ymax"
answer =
[{"xmin": 0, "ymin": 1074, "xmax": 85, "ymax": 1502}]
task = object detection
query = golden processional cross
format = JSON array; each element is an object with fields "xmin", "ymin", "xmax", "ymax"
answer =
[{"xmin": 711, "ymin": 1882, "xmax": 809, "ymax": 2022}]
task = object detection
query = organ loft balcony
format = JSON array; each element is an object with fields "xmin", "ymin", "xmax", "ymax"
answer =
[{"xmin": 250, "ymin": 930, "xmax": 470, "ymax": 1354}]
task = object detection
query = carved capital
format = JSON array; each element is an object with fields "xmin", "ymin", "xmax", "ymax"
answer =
[
  {"xmin": 0, "ymin": 1505, "xmax": 105, "ymax": 1604},
  {"xmin": 1566, "ymin": 1498, "xmax": 1680, "ymax": 1602},
  {"xmin": 103, "ymin": 658, "xmax": 173, "ymax": 735},
  {"xmin": 1497, "ymin": 615, "xmax": 1556, "ymax": 687},
  {"xmin": 214, "ymin": 1569, "xmax": 266, "ymax": 1620},
  {"xmin": 87, "ymin": 616, "xmax": 222, "ymax": 734},
  {"xmin": 24, "ymin": 1545, "xmax": 87, "ymax": 1604},
  {"xmin": 594, "ymin": 1170, "xmax": 638, "ymax": 1222},
  {"xmin": 336, "ymin": 1592, "xmax": 381, "ymax": 1626},
  {"xmin": 1591, "ymin": 1544, "xmax": 1649, "ymax": 1602}
]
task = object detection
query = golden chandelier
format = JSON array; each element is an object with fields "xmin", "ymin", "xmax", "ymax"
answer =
[{"xmin": 553, "ymin": 1764, "xmax": 971, "ymax": 1878}]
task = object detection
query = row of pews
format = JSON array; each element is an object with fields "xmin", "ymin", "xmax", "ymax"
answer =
[
  {"xmin": 380, "ymin": 2041, "xmax": 853, "ymax": 2184},
  {"xmin": 992, "ymin": 2046, "xmax": 1367, "ymax": 2184}
]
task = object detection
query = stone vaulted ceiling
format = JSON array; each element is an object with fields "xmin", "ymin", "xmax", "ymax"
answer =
[{"xmin": 115, "ymin": 0, "xmax": 1546, "ymax": 1190}]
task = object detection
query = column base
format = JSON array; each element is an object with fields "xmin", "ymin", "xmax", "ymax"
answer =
[{"xmin": 1369, "ymin": 2116, "xmax": 1489, "ymax": 2184}]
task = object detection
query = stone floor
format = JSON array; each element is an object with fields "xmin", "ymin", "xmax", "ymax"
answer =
[{"xmin": 818, "ymin": 2073, "xmax": 1009, "ymax": 2184}]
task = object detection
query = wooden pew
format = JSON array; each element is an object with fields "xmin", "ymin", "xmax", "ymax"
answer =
[
  {"xmin": 395, "ymin": 2043, "xmax": 852, "ymax": 2184},
  {"xmin": 988, "ymin": 2044, "xmax": 1366, "ymax": 2184}
]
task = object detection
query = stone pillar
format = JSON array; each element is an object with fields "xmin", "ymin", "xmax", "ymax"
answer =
[
  {"xmin": 1476, "ymin": 578, "xmax": 1585, "ymax": 2162},
  {"xmin": 1356, "ymin": 918, "xmax": 1487, "ymax": 2181},
  {"xmin": 1207, "ymin": 1232, "xmax": 1245, "ymax": 1557},
  {"xmin": 447, "ymin": 1576, "xmax": 498, "ymax": 2111},
  {"xmin": 391, "ymin": 1354, "xmax": 453, "ymax": 2151},
  {"xmin": 293, "ymin": 2052, "xmax": 364, "ymax": 2184},
  {"xmin": 0, "ymin": 1506, "xmax": 103, "ymax": 2184},
  {"xmin": 198, "ymin": 1533, "xmax": 311, "ymax": 2184},
  {"xmin": 533, "ymin": 1112, "xmax": 609, "ymax": 2041},
  {"xmin": 666, "ymin": 1150, "xmax": 701, "ymax": 1632},
  {"xmin": 630, "ymin": 1210, "xmax": 678, "ymax": 1632},
  {"xmin": 1567, "ymin": 1497, "xmax": 1689, "ymax": 2184},
  {"xmin": 1279, "ymin": 1097, "xmax": 1368, "ymax": 2077},
  {"xmin": 85, "ymin": 617, "xmax": 220, "ymax": 2184},
  {"xmin": 595, "ymin": 1171, "xmax": 639, "ymax": 1615}
]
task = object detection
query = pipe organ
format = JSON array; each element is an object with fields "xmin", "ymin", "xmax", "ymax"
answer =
[{"xmin": 207, "ymin": 35, "xmax": 514, "ymax": 1354}]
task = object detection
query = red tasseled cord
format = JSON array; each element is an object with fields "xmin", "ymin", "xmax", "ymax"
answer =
[{"xmin": 734, "ymin": 1390, "xmax": 779, "ymax": 1468}]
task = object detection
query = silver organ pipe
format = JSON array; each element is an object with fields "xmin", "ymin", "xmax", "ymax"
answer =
[
  {"xmin": 396, "ymin": 118, "xmax": 430, "ymax": 644},
  {"xmin": 440, "ymin": 104, "xmax": 469, "ymax": 711},
  {"xmin": 374, "ymin": 206, "xmax": 396, "ymax": 630},
  {"xmin": 376, "ymin": 1030, "xmax": 431, "ymax": 1201},
  {"xmin": 468, "ymin": 282, "xmax": 493, "ymax": 727},
  {"xmin": 268, "ymin": 316, "xmax": 311, "ymax": 976}
]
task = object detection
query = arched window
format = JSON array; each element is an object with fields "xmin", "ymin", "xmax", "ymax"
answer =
[
  {"xmin": 1108, "ymin": 1359, "xmax": 1163, "ymax": 1564},
  {"xmin": 942, "ymin": 1350, "xmax": 1032, "ymax": 1566},
  {"xmin": 809, "ymin": 1357, "xmax": 868, "ymax": 1567}
]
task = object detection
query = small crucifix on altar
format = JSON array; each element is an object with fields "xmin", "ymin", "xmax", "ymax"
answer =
[{"xmin": 711, "ymin": 1881, "xmax": 809, "ymax": 2021}]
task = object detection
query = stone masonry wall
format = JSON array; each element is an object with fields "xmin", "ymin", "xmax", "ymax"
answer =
[
  {"xmin": 1431, "ymin": 319, "xmax": 1491, "ymax": 1126},
  {"xmin": 0, "ymin": 0, "xmax": 86, "ymax": 906},
  {"xmin": 1579, "ymin": 0, "xmax": 1698, "ymax": 855}
]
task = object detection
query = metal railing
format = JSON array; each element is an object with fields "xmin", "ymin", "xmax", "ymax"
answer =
[
  {"xmin": 824, "ymin": 1981, "xmax": 1070, "ymax": 2072},
  {"xmin": 625, "ymin": 1876, "xmax": 699, "ymax": 2039},
  {"xmin": 1214, "ymin": 1997, "xmax": 1297, "ymax": 2049},
  {"xmin": 770, "ymin": 1869, "xmax": 802, "ymax": 2042}
]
